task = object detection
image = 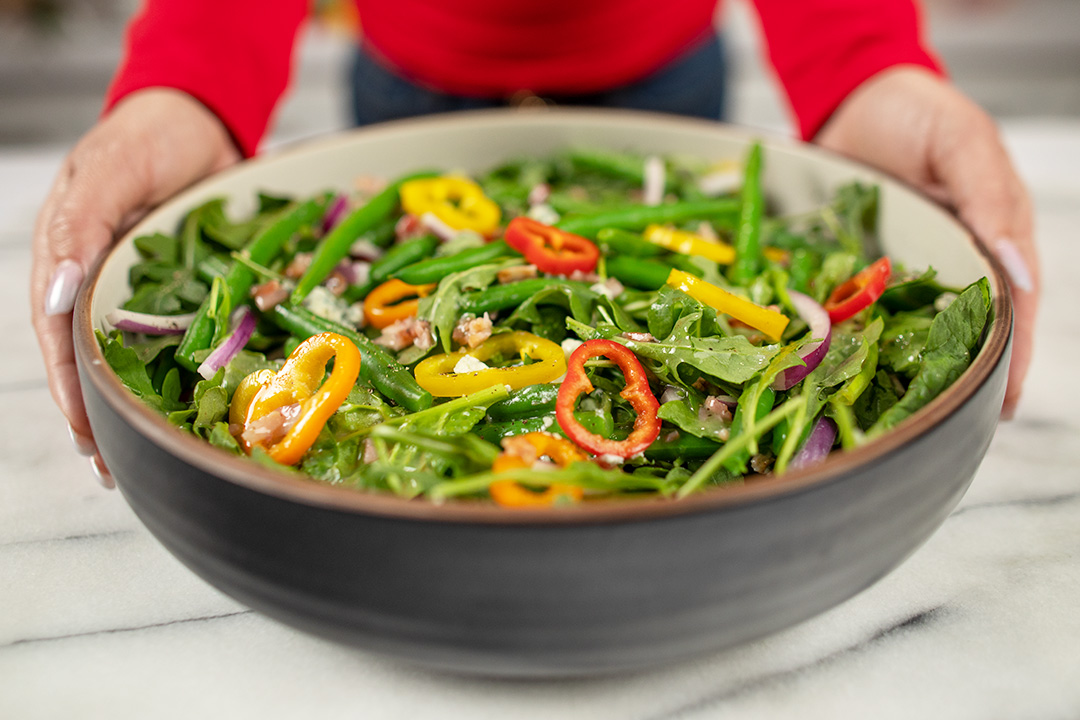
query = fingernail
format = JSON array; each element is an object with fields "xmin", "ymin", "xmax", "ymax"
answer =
[
  {"xmin": 45, "ymin": 259, "xmax": 84, "ymax": 316},
  {"xmin": 68, "ymin": 424, "xmax": 97, "ymax": 457},
  {"xmin": 89, "ymin": 455, "xmax": 115, "ymax": 490},
  {"xmin": 994, "ymin": 238, "xmax": 1034, "ymax": 294}
]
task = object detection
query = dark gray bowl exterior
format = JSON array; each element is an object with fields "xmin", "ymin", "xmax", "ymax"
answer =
[{"xmin": 76, "ymin": 333, "xmax": 1009, "ymax": 676}]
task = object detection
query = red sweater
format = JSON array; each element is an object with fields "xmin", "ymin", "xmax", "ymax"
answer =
[{"xmin": 105, "ymin": 0, "xmax": 942, "ymax": 157}]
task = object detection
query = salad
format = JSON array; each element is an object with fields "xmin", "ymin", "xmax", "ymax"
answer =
[{"xmin": 97, "ymin": 145, "xmax": 992, "ymax": 506}]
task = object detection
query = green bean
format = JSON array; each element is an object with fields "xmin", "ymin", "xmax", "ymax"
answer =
[
  {"xmin": 474, "ymin": 411, "xmax": 610, "ymax": 445},
  {"xmin": 291, "ymin": 170, "xmax": 435, "ymax": 304},
  {"xmin": 728, "ymin": 143, "xmax": 763, "ymax": 287},
  {"xmin": 566, "ymin": 148, "xmax": 674, "ymax": 192},
  {"xmin": 643, "ymin": 433, "xmax": 722, "ymax": 461},
  {"xmin": 459, "ymin": 278, "xmax": 591, "ymax": 315},
  {"xmin": 394, "ymin": 240, "xmax": 515, "ymax": 285},
  {"xmin": 269, "ymin": 304, "xmax": 433, "ymax": 412},
  {"xmin": 175, "ymin": 195, "xmax": 329, "ymax": 371},
  {"xmin": 344, "ymin": 234, "xmax": 441, "ymax": 302},
  {"xmin": 596, "ymin": 228, "xmax": 667, "ymax": 257},
  {"xmin": 605, "ymin": 256, "xmax": 672, "ymax": 291},
  {"xmin": 487, "ymin": 383, "xmax": 561, "ymax": 421},
  {"xmin": 555, "ymin": 198, "xmax": 740, "ymax": 239}
]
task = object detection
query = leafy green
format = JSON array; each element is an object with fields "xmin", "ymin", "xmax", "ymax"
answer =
[
  {"xmin": 870, "ymin": 277, "xmax": 991, "ymax": 434},
  {"xmin": 419, "ymin": 260, "xmax": 517, "ymax": 352}
]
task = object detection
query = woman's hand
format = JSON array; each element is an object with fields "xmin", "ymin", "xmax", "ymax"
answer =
[
  {"xmin": 816, "ymin": 66, "xmax": 1038, "ymax": 418},
  {"xmin": 31, "ymin": 89, "xmax": 242, "ymax": 485}
]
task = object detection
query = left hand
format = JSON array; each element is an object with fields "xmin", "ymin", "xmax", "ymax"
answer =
[{"xmin": 815, "ymin": 66, "xmax": 1038, "ymax": 418}]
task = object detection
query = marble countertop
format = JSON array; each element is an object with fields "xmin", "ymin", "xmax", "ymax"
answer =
[{"xmin": 2, "ymin": 119, "xmax": 1077, "ymax": 719}]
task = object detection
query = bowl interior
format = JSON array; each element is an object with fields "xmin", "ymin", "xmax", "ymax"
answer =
[{"xmin": 81, "ymin": 108, "xmax": 1011, "ymax": 521}]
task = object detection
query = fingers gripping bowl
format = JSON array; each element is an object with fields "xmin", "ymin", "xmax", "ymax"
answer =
[{"xmin": 74, "ymin": 110, "xmax": 1011, "ymax": 675}]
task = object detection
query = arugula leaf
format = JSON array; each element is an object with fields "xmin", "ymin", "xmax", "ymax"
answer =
[
  {"xmin": 418, "ymin": 260, "xmax": 517, "ymax": 352},
  {"xmin": 96, "ymin": 330, "xmax": 166, "ymax": 411},
  {"xmin": 627, "ymin": 312, "xmax": 785, "ymax": 386},
  {"xmin": 869, "ymin": 278, "xmax": 991, "ymax": 434},
  {"xmin": 658, "ymin": 387, "xmax": 729, "ymax": 439}
]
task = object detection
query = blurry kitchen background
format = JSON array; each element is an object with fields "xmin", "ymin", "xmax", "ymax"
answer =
[{"xmin": 1, "ymin": 0, "xmax": 1078, "ymax": 151}]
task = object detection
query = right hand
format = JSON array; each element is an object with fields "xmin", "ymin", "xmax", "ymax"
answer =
[{"xmin": 30, "ymin": 88, "xmax": 242, "ymax": 486}]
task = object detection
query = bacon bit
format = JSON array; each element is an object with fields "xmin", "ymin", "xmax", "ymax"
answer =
[
  {"xmin": 374, "ymin": 317, "xmax": 433, "ymax": 352},
  {"xmin": 567, "ymin": 269, "xmax": 602, "ymax": 283},
  {"xmin": 590, "ymin": 277, "xmax": 624, "ymax": 300},
  {"xmin": 497, "ymin": 264, "xmax": 539, "ymax": 284},
  {"xmin": 325, "ymin": 270, "xmax": 349, "ymax": 297},
  {"xmin": 239, "ymin": 402, "xmax": 302, "ymax": 449},
  {"xmin": 348, "ymin": 239, "xmax": 384, "ymax": 262},
  {"xmin": 528, "ymin": 183, "xmax": 551, "ymax": 206},
  {"xmin": 664, "ymin": 430, "xmax": 680, "ymax": 443},
  {"xmin": 699, "ymin": 396, "xmax": 734, "ymax": 424},
  {"xmin": 354, "ymin": 175, "xmax": 389, "ymax": 199},
  {"xmin": 501, "ymin": 435, "xmax": 541, "ymax": 465},
  {"xmin": 285, "ymin": 253, "xmax": 313, "ymax": 280},
  {"xmin": 452, "ymin": 313, "xmax": 494, "ymax": 349},
  {"xmin": 250, "ymin": 280, "xmax": 290, "ymax": 312},
  {"xmin": 395, "ymin": 214, "xmax": 425, "ymax": 242},
  {"xmin": 621, "ymin": 331, "xmax": 656, "ymax": 343},
  {"xmin": 750, "ymin": 453, "xmax": 773, "ymax": 475},
  {"xmin": 695, "ymin": 222, "xmax": 720, "ymax": 241},
  {"xmin": 361, "ymin": 438, "xmax": 379, "ymax": 464}
]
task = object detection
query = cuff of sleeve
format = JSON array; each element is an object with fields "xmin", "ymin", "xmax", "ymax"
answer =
[{"xmin": 791, "ymin": 46, "xmax": 945, "ymax": 141}]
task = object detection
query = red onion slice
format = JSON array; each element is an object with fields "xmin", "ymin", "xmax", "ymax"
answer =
[
  {"xmin": 197, "ymin": 306, "xmax": 256, "ymax": 380},
  {"xmin": 790, "ymin": 417, "xmax": 837, "ymax": 470},
  {"xmin": 772, "ymin": 290, "xmax": 832, "ymax": 391},
  {"xmin": 106, "ymin": 309, "xmax": 196, "ymax": 335},
  {"xmin": 321, "ymin": 194, "xmax": 349, "ymax": 233}
]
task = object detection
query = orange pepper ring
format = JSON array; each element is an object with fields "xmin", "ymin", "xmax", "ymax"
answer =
[
  {"xmin": 237, "ymin": 332, "xmax": 361, "ymax": 466},
  {"xmin": 490, "ymin": 432, "xmax": 587, "ymax": 507},
  {"xmin": 363, "ymin": 279, "xmax": 437, "ymax": 329}
]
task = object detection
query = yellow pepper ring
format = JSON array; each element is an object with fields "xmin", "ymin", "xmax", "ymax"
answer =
[
  {"xmin": 231, "ymin": 332, "xmax": 361, "ymax": 466},
  {"xmin": 645, "ymin": 224, "xmax": 788, "ymax": 265},
  {"xmin": 399, "ymin": 176, "xmax": 501, "ymax": 236},
  {"xmin": 413, "ymin": 331, "xmax": 567, "ymax": 397},
  {"xmin": 666, "ymin": 269, "xmax": 790, "ymax": 341}
]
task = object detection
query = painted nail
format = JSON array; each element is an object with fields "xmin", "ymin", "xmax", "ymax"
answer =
[
  {"xmin": 68, "ymin": 424, "xmax": 97, "ymax": 457},
  {"xmin": 994, "ymin": 238, "xmax": 1034, "ymax": 294},
  {"xmin": 89, "ymin": 455, "xmax": 115, "ymax": 490},
  {"xmin": 44, "ymin": 259, "xmax": 84, "ymax": 316}
]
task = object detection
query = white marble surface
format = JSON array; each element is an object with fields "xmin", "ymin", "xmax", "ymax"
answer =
[{"xmin": 2, "ymin": 119, "xmax": 1078, "ymax": 719}]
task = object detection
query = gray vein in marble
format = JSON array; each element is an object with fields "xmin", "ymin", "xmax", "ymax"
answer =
[
  {"xmin": 0, "ymin": 528, "xmax": 136, "ymax": 549},
  {"xmin": 0, "ymin": 609, "xmax": 254, "ymax": 651},
  {"xmin": 636, "ymin": 606, "xmax": 949, "ymax": 720},
  {"xmin": 950, "ymin": 491, "xmax": 1080, "ymax": 518}
]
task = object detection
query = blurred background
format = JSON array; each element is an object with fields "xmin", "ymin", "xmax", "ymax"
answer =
[{"xmin": 0, "ymin": 0, "xmax": 1078, "ymax": 150}]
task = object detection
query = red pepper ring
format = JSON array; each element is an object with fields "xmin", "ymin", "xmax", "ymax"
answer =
[
  {"xmin": 823, "ymin": 256, "xmax": 892, "ymax": 323},
  {"xmin": 504, "ymin": 217, "xmax": 600, "ymax": 275},
  {"xmin": 556, "ymin": 339, "xmax": 661, "ymax": 459}
]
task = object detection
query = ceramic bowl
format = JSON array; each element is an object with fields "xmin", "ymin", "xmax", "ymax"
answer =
[{"xmin": 74, "ymin": 109, "xmax": 1012, "ymax": 676}]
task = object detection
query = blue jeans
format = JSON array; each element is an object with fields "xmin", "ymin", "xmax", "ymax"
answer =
[{"xmin": 349, "ymin": 34, "xmax": 728, "ymax": 127}]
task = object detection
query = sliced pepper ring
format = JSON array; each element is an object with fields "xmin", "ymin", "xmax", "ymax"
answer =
[
  {"xmin": 413, "ymin": 331, "xmax": 567, "ymax": 397},
  {"xmin": 667, "ymin": 269, "xmax": 790, "ymax": 341},
  {"xmin": 230, "ymin": 332, "xmax": 360, "ymax": 466},
  {"xmin": 556, "ymin": 339, "xmax": 661, "ymax": 459},
  {"xmin": 823, "ymin": 256, "xmax": 892, "ymax": 323},
  {"xmin": 490, "ymin": 432, "xmax": 587, "ymax": 507},
  {"xmin": 399, "ymin": 176, "xmax": 501, "ymax": 236},
  {"xmin": 504, "ymin": 217, "xmax": 600, "ymax": 275},
  {"xmin": 362, "ymin": 278, "xmax": 437, "ymax": 329}
]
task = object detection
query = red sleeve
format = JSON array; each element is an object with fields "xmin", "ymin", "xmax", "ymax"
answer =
[
  {"xmin": 104, "ymin": 0, "xmax": 309, "ymax": 157},
  {"xmin": 750, "ymin": 0, "xmax": 945, "ymax": 140}
]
